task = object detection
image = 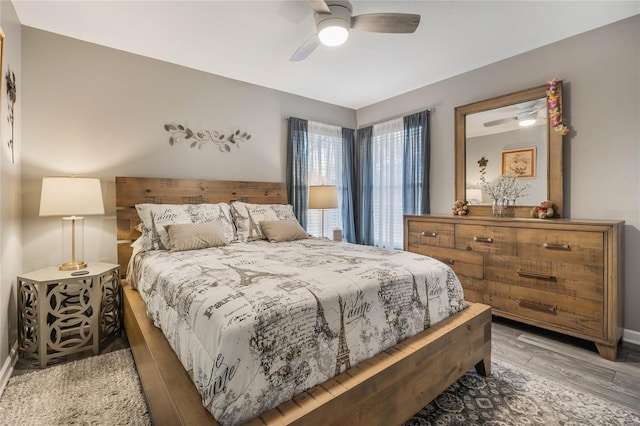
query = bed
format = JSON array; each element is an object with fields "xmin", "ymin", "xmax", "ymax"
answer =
[{"xmin": 116, "ymin": 176, "xmax": 492, "ymax": 426}]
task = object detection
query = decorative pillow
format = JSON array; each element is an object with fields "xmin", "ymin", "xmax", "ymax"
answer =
[
  {"xmin": 165, "ymin": 222, "xmax": 228, "ymax": 251},
  {"xmin": 230, "ymin": 201, "xmax": 297, "ymax": 241},
  {"xmin": 135, "ymin": 203, "xmax": 235, "ymax": 251},
  {"xmin": 260, "ymin": 220, "xmax": 309, "ymax": 242}
]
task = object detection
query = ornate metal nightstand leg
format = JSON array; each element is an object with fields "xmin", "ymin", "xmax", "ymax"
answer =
[
  {"xmin": 100, "ymin": 268, "xmax": 122, "ymax": 343},
  {"xmin": 18, "ymin": 280, "xmax": 39, "ymax": 366}
]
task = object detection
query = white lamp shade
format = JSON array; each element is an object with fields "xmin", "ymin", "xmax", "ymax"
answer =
[
  {"xmin": 308, "ymin": 185, "xmax": 338, "ymax": 209},
  {"xmin": 39, "ymin": 177, "xmax": 105, "ymax": 217},
  {"xmin": 466, "ymin": 188, "xmax": 483, "ymax": 203}
]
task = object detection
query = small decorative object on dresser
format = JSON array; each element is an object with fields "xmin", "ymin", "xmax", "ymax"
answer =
[
  {"xmin": 404, "ymin": 215, "xmax": 624, "ymax": 360},
  {"xmin": 531, "ymin": 200, "xmax": 556, "ymax": 219},
  {"xmin": 452, "ymin": 199, "xmax": 469, "ymax": 216},
  {"xmin": 17, "ymin": 262, "xmax": 122, "ymax": 367}
]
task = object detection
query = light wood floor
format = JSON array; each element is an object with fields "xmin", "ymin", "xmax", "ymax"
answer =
[
  {"xmin": 491, "ymin": 316, "xmax": 640, "ymax": 412},
  {"xmin": 12, "ymin": 317, "xmax": 640, "ymax": 414}
]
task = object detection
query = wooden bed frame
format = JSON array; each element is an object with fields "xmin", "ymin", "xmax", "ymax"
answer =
[{"xmin": 116, "ymin": 176, "xmax": 492, "ymax": 426}]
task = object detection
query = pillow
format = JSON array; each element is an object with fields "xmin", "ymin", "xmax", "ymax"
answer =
[
  {"xmin": 135, "ymin": 203, "xmax": 234, "ymax": 251},
  {"xmin": 230, "ymin": 201, "xmax": 297, "ymax": 241},
  {"xmin": 165, "ymin": 222, "xmax": 228, "ymax": 251},
  {"xmin": 260, "ymin": 220, "xmax": 309, "ymax": 242}
]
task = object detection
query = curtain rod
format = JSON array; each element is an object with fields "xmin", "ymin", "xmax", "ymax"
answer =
[
  {"xmin": 284, "ymin": 106, "xmax": 435, "ymax": 126},
  {"xmin": 357, "ymin": 106, "xmax": 435, "ymax": 129}
]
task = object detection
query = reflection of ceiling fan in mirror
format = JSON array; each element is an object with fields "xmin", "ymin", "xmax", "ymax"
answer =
[
  {"xmin": 290, "ymin": 0, "xmax": 421, "ymax": 61},
  {"xmin": 483, "ymin": 99, "xmax": 546, "ymax": 128}
]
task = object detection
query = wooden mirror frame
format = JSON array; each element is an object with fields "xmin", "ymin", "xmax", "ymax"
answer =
[{"xmin": 455, "ymin": 83, "xmax": 564, "ymax": 217}]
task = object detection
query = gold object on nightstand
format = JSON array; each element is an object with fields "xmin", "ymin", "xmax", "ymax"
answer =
[{"xmin": 17, "ymin": 262, "xmax": 122, "ymax": 367}]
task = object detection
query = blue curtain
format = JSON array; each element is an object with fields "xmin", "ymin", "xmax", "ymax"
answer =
[
  {"xmin": 286, "ymin": 117, "xmax": 309, "ymax": 228},
  {"xmin": 403, "ymin": 110, "xmax": 430, "ymax": 215},
  {"xmin": 341, "ymin": 128, "xmax": 356, "ymax": 243},
  {"xmin": 355, "ymin": 126, "xmax": 374, "ymax": 245}
]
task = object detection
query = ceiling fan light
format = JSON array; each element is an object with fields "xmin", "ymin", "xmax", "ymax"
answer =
[
  {"xmin": 518, "ymin": 118, "xmax": 536, "ymax": 127},
  {"xmin": 319, "ymin": 25, "xmax": 349, "ymax": 46}
]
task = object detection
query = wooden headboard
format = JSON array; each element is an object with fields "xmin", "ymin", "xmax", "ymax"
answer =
[{"xmin": 115, "ymin": 176, "xmax": 288, "ymax": 277}]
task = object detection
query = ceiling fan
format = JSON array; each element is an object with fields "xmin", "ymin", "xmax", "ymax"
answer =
[
  {"xmin": 290, "ymin": 0, "xmax": 421, "ymax": 61},
  {"xmin": 483, "ymin": 100, "xmax": 546, "ymax": 128}
]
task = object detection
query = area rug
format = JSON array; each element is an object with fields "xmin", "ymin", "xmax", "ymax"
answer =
[
  {"xmin": 404, "ymin": 360, "xmax": 640, "ymax": 425},
  {"xmin": 2, "ymin": 352, "xmax": 639, "ymax": 425},
  {"xmin": 0, "ymin": 349, "xmax": 150, "ymax": 425}
]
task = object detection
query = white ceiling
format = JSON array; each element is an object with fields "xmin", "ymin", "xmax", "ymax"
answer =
[{"xmin": 12, "ymin": 1, "xmax": 640, "ymax": 109}]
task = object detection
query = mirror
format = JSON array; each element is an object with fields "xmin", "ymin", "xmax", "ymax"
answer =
[{"xmin": 455, "ymin": 83, "xmax": 564, "ymax": 217}]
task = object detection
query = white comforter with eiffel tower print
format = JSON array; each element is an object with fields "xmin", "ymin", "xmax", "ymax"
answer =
[{"xmin": 129, "ymin": 238, "xmax": 466, "ymax": 425}]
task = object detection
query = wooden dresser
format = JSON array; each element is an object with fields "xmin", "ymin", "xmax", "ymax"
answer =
[{"xmin": 404, "ymin": 215, "xmax": 624, "ymax": 360}]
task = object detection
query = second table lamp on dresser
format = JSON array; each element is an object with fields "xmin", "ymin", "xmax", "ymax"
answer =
[{"xmin": 39, "ymin": 176, "xmax": 105, "ymax": 270}]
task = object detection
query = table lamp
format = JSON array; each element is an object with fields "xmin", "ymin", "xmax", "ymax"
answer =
[
  {"xmin": 308, "ymin": 185, "xmax": 338, "ymax": 238},
  {"xmin": 466, "ymin": 188, "xmax": 483, "ymax": 205},
  {"xmin": 39, "ymin": 176, "xmax": 105, "ymax": 271}
]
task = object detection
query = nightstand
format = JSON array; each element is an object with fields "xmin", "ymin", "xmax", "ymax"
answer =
[{"xmin": 17, "ymin": 262, "xmax": 122, "ymax": 367}]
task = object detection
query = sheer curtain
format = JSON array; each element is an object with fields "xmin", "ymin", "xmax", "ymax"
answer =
[
  {"xmin": 371, "ymin": 118, "xmax": 404, "ymax": 249},
  {"xmin": 306, "ymin": 121, "xmax": 344, "ymax": 238}
]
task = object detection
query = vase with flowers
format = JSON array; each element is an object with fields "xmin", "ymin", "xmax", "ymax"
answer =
[{"xmin": 480, "ymin": 174, "xmax": 530, "ymax": 217}]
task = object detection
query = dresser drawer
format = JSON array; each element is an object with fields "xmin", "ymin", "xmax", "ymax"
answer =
[
  {"xmin": 406, "ymin": 220, "xmax": 454, "ymax": 248},
  {"xmin": 455, "ymin": 224, "xmax": 517, "ymax": 255},
  {"xmin": 485, "ymin": 281, "xmax": 604, "ymax": 338},
  {"xmin": 456, "ymin": 276, "xmax": 485, "ymax": 304},
  {"xmin": 514, "ymin": 258, "xmax": 604, "ymax": 301},
  {"xmin": 409, "ymin": 245, "xmax": 484, "ymax": 279},
  {"xmin": 517, "ymin": 229, "xmax": 604, "ymax": 267}
]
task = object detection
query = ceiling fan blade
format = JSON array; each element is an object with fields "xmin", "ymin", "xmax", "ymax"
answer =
[
  {"xmin": 351, "ymin": 13, "xmax": 420, "ymax": 33},
  {"xmin": 306, "ymin": 0, "xmax": 331, "ymax": 14},
  {"xmin": 483, "ymin": 117, "xmax": 516, "ymax": 127},
  {"xmin": 290, "ymin": 34, "xmax": 321, "ymax": 62}
]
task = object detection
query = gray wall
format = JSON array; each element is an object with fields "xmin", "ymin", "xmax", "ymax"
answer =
[
  {"xmin": 21, "ymin": 28, "xmax": 356, "ymax": 275},
  {"xmin": 358, "ymin": 15, "xmax": 640, "ymax": 336},
  {"xmin": 0, "ymin": 1, "xmax": 22, "ymax": 388}
]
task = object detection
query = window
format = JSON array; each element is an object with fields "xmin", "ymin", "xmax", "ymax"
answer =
[
  {"xmin": 306, "ymin": 121, "xmax": 344, "ymax": 238},
  {"xmin": 371, "ymin": 118, "xmax": 405, "ymax": 249}
]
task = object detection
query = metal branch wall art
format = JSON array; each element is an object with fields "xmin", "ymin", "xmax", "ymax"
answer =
[
  {"xmin": 6, "ymin": 69, "xmax": 16, "ymax": 164},
  {"xmin": 164, "ymin": 123, "xmax": 252, "ymax": 153}
]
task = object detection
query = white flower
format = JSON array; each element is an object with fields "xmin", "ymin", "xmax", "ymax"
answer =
[{"xmin": 480, "ymin": 174, "xmax": 529, "ymax": 201}]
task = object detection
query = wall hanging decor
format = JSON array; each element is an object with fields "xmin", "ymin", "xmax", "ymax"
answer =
[
  {"xmin": 164, "ymin": 123, "xmax": 252, "ymax": 153},
  {"xmin": 6, "ymin": 68, "xmax": 16, "ymax": 164},
  {"xmin": 546, "ymin": 79, "xmax": 570, "ymax": 135}
]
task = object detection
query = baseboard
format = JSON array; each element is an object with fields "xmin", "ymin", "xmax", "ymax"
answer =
[
  {"xmin": 622, "ymin": 328, "xmax": 640, "ymax": 346},
  {"xmin": 0, "ymin": 340, "xmax": 18, "ymax": 397}
]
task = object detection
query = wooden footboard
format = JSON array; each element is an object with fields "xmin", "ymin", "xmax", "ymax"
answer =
[{"xmin": 123, "ymin": 282, "xmax": 492, "ymax": 426}]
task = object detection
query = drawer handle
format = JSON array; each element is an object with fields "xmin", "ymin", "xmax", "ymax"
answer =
[
  {"xmin": 516, "ymin": 269, "xmax": 556, "ymax": 281},
  {"xmin": 473, "ymin": 237, "xmax": 493, "ymax": 244},
  {"xmin": 517, "ymin": 299, "xmax": 557, "ymax": 313},
  {"xmin": 543, "ymin": 242, "xmax": 570, "ymax": 250},
  {"xmin": 421, "ymin": 231, "xmax": 437, "ymax": 237}
]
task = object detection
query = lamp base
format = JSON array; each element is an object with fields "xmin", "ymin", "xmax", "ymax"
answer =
[{"xmin": 59, "ymin": 261, "xmax": 87, "ymax": 271}]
